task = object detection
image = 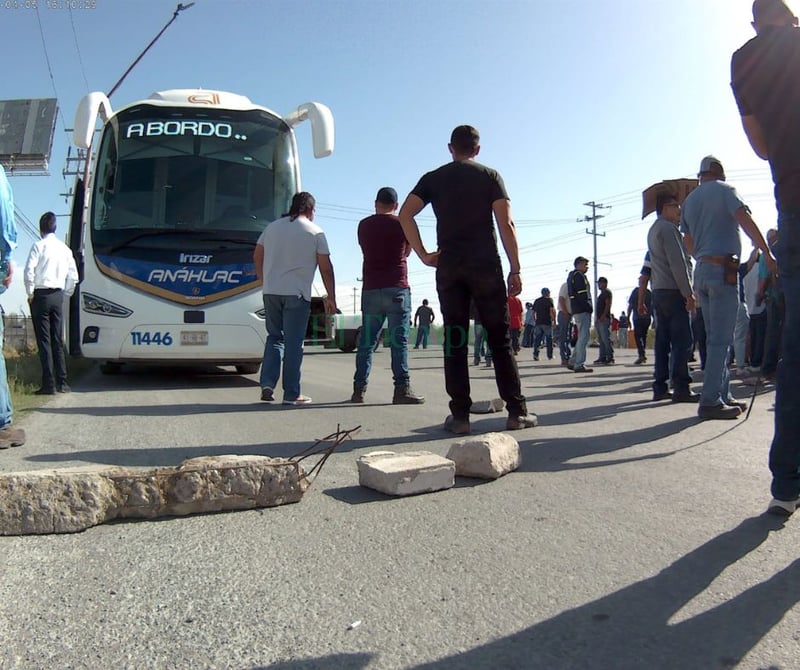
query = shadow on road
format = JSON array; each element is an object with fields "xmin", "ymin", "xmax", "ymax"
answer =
[{"xmin": 407, "ymin": 515, "xmax": 796, "ymax": 670}]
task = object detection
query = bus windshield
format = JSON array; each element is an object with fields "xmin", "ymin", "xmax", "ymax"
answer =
[{"xmin": 90, "ymin": 104, "xmax": 297, "ymax": 251}]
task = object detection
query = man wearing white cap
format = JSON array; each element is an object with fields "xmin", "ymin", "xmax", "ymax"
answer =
[{"xmin": 680, "ymin": 156, "xmax": 774, "ymax": 420}]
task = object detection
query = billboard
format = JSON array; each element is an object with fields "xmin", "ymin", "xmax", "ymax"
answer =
[{"xmin": 0, "ymin": 98, "xmax": 58, "ymax": 175}]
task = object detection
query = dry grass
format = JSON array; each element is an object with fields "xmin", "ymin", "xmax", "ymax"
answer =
[{"xmin": 3, "ymin": 348, "xmax": 96, "ymax": 415}]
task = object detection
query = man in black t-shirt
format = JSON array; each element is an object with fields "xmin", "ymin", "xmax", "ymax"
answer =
[
  {"xmin": 398, "ymin": 125, "xmax": 537, "ymax": 434},
  {"xmin": 732, "ymin": 0, "xmax": 800, "ymax": 516},
  {"xmin": 531, "ymin": 288, "xmax": 555, "ymax": 361},
  {"xmin": 413, "ymin": 299, "xmax": 435, "ymax": 349},
  {"xmin": 567, "ymin": 256, "xmax": 594, "ymax": 372}
]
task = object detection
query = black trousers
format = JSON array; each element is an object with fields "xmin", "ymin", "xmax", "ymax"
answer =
[
  {"xmin": 633, "ymin": 316, "xmax": 651, "ymax": 358},
  {"xmin": 437, "ymin": 260, "xmax": 527, "ymax": 420},
  {"xmin": 31, "ymin": 288, "xmax": 67, "ymax": 391}
]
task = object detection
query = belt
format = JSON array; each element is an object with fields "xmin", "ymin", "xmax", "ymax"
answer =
[
  {"xmin": 33, "ymin": 287, "xmax": 63, "ymax": 294},
  {"xmin": 698, "ymin": 255, "xmax": 730, "ymax": 265}
]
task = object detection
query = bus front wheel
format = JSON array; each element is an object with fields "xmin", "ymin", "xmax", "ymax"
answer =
[{"xmin": 235, "ymin": 363, "xmax": 261, "ymax": 375}]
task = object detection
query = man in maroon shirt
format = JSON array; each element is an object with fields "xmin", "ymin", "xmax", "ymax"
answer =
[
  {"xmin": 507, "ymin": 294, "xmax": 523, "ymax": 354},
  {"xmin": 350, "ymin": 187, "xmax": 424, "ymax": 404}
]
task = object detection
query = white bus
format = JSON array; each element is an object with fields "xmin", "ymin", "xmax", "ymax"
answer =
[{"xmin": 67, "ymin": 89, "xmax": 334, "ymax": 374}]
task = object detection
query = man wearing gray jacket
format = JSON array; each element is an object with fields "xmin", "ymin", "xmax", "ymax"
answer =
[{"xmin": 647, "ymin": 192, "xmax": 698, "ymax": 403}]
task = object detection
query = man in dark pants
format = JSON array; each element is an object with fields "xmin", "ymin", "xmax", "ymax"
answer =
[
  {"xmin": 646, "ymin": 193, "xmax": 698, "ymax": 404},
  {"xmin": 24, "ymin": 212, "xmax": 79, "ymax": 395},
  {"xmin": 398, "ymin": 125, "xmax": 537, "ymax": 434},
  {"xmin": 731, "ymin": 0, "xmax": 800, "ymax": 515},
  {"xmin": 628, "ymin": 261, "xmax": 652, "ymax": 365}
]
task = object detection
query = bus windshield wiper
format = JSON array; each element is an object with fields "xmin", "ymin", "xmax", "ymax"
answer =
[{"xmin": 107, "ymin": 229, "xmax": 206, "ymax": 254}]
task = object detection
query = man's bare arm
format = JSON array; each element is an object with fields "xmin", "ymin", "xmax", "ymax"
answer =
[
  {"xmin": 741, "ymin": 115, "xmax": 769, "ymax": 160},
  {"xmin": 492, "ymin": 198, "xmax": 522, "ymax": 296},
  {"xmin": 637, "ymin": 274, "xmax": 649, "ymax": 316},
  {"xmin": 682, "ymin": 232, "xmax": 695, "ymax": 258},
  {"xmin": 317, "ymin": 253, "xmax": 337, "ymax": 314},
  {"xmin": 398, "ymin": 194, "xmax": 438, "ymax": 267},
  {"xmin": 736, "ymin": 207, "xmax": 776, "ymax": 274}
]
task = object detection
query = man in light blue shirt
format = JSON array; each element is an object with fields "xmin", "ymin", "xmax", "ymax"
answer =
[
  {"xmin": 0, "ymin": 166, "xmax": 25, "ymax": 448},
  {"xmin": 680, "ymin": 155, "xmax": 775, "ymax": 420}
]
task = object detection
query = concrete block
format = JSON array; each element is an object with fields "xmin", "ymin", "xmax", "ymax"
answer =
[
  {"xmin": 357, "ymin": 450, "xmax": 455, "ymax": 496},
  {"xmin": 0, "ymin": 455, "xmax": 309, "ymax": 535},
  {"xmin": 446, "ymin": 432, "xmax": 521, "ymax": 479},
  {"xmin": 470, "ymin": 398, "xmax": 505, "ymax": 414}
]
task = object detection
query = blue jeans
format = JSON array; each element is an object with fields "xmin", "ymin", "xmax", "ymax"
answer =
[
  {"xmin": 652, "ymin": 289, "xmax": 692, "ymax": 395},
  {"xmin": 571, "ymin": 312, "xmax": 591, "ymax": 368},
  {"xmin": 473, "ymin": 323, "xmax": 492, "ymax": 365},
  {"xmin": 770, "ymin": 210, "xmax": 800, "ymax": 501},
  {"xmin": 260, "ymin": 294, "xmax": 311, "ymax": 402},
  {"xmin": 414, "ymin": 325, "xmax": 430, "ymax": 348},
  {"xmin": 694, "ymin": 262, "xmax": 738, "ymax": 408},
  {"xmin": 733, "ymin": 301, "xmax": 749, "ymax": 367},
  {"xmin": 533, "ymin": 324, "xmax": 553, "ymax": 359},
  {"xmin": 354, "ymin": 287, "xmax": 411, "ymax": 389},
  {"xmin": 595, "ymin": 318, "xmax": 614, "ymax": 361},
  {"xmin": 0, "ymin": 315, "xmax": 12, "ymax": 428},
  {"xmin": 556, "ymin": 312, "xmax": 572, "ymax": 362}
]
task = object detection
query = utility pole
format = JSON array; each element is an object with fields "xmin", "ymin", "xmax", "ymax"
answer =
[
  {"xmin": 579, "ymin": 201, "xmax": 611, "ymax": 294},
  {"xmin": 354, "ymin": 277, "xmax": 363, "ymax": 315}
]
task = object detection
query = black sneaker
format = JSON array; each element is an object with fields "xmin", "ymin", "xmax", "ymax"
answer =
[
  {"xmin": 672, "ymin": 391, "xmax": 700, "ymax": 404},
  {"xmin": 573, "ymin": 366, "xmax": 594, "ymax": 373},
  {"xmin": 34, "ymin": 388, "xmax": 55, "ymax": 396},
  {"xmin": 698, "ymin": 404, "xmax": 741, "ymax": 420},
  {"xmin": 260, "ymin": 387, "xmax": 274, "ymax": 402},
  {"xmin": 652, "ymin": 390, "xmax": 673, "ymax": 401},
  {"xmin": 350, "ymin": 386, "xmax": 366, "ymax": 403}
]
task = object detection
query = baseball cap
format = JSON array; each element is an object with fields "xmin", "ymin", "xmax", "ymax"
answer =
[
  {"xmin": 376, "ymin": 187, "xmax": 398, "ymax": 205},
  {"xmin": 698, "ymin": 155, "xmax": 724, "ymax": 176}
]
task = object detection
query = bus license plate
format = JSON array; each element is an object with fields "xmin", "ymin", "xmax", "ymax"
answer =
[{"xmin": 181, "ymin": 331, "xmax": 208, "ymax": 346}]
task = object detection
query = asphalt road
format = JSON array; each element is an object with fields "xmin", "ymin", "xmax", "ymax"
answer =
[{"xmin": 0, "ymin": 345, "xmax": 797, "ymax": 670}]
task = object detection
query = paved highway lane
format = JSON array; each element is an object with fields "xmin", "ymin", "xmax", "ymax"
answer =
[{"xmin": 1, "ymin": 347, "xmax": 798, "ymax": 669}]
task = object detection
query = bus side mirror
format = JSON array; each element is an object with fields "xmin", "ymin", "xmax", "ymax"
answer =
[
  {"xmin": 74, "ymin": 92, "xmax": 113, "ymax": 149},
  {"xmin": 283, "ymin": 102, "xmax": 334, "ymax": 159}
]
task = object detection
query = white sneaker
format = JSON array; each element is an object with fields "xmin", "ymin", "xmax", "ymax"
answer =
[
  {"xmin": 283, "ymin": 395, "xmax": 312, "ymax": 406},
  {"xmin": 767, "ymin": 498, "xmax": 799, "ymax": 517}
]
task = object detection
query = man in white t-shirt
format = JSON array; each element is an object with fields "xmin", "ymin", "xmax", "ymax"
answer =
[{"xmin": 254, "ymin": 192, "xmax": 336, "ymax": 405}]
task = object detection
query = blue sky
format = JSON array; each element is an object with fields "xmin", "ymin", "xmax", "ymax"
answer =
[{"xmin": 0, "ymin": 0, "xmax": 783, "ymax": 317}]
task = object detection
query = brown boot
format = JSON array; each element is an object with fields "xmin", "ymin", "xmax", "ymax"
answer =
[
  {"xmin": 393, "ymin": 385, "xmax": 425, "ymax": 404},
  {"xmin": 0, "ymin": 426, "xmax": 26, "ymax": 449},
  {"xmin": 350, "ymin": 385, "xmax": 366, "ymax": 403}
]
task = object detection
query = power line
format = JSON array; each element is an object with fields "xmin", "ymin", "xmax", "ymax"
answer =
[
  {"xmin": 68, "ymin": 7, "xmax": 90, "ymax": 93},
  {"xmin": 33, "ymin": 5, "xmax": 69, "ymax": 135}
]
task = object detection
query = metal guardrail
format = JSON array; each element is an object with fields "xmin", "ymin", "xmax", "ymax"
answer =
[{"xmin": 2, "ymin": 315, "xmax": 34, "ymax": 353}]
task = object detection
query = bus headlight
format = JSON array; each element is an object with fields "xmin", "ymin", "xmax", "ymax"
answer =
[{"xmin": 82, "ymin": 292, "xmax": 133, "ymax": 318}]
